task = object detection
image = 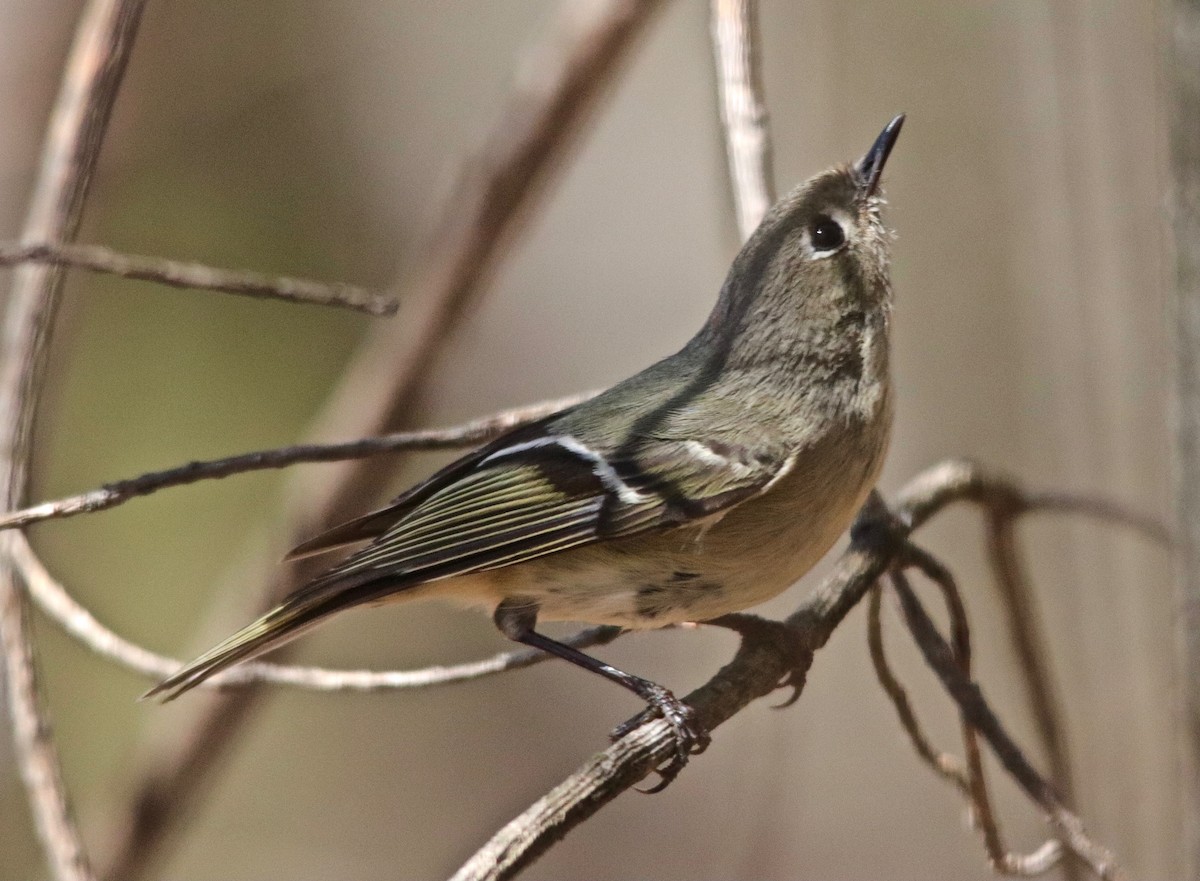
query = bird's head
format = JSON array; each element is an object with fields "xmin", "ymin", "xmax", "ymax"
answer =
[{"xmin": 699, "ymin": 115, "xmax": 904, "ymax": 363}]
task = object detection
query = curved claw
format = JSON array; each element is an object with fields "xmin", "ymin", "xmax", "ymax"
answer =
[
  {"xmin": 610, "ymin": 686, "xmax": 709, "ymax": 794},
  {"xmin": 771, "ymin": 667, "xmax": 805, "ymax": 709}
]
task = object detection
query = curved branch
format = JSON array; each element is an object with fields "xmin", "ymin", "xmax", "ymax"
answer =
[{"xmin": 11, "ymin": 529, "xmax": 620, "ymax": 690}]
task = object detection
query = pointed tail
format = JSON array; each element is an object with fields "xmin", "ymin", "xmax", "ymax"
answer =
[{"xmin": 142, "ymin": 574, "xmax": 396, "ymax": 702}]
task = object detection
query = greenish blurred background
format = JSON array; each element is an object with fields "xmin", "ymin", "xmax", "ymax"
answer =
[{"xmin": 0, "ymin": 1, "xmax": 1175, "ymax": 879}]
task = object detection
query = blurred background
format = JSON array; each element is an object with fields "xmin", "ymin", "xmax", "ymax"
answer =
[{"xmin": 0, "ymin": 1, "xmax": 1175, "ymax": 879}]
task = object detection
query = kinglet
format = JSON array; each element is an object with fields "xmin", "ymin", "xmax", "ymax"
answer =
[{"xmin": 147, "ymin": 115, "xmax": 904, "ymax": 781}]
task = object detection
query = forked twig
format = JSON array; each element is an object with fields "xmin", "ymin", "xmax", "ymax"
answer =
[
  {"xmin": 896, "ymin": 551, "xmax": 1065, "ymax": 877},
  {"xmin": 867, "ymin": 584, "xmax": 969, "ymax": 789},
  {"xmin": 0, "ymin": 392, "xmax": 594, "ymax": 532},
  {"xmin": 0, "ymin": 240, "xmax": 397, "ymax": 315},
  {"xmin": 891, "ymin": 553, "xmax": 1125, "ymax": 881},
  {"xmin": 0, "ymin": 2, "xmax": 148, "ymax": 880}
]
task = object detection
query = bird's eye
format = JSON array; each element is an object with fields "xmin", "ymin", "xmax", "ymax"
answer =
[{"xmin": 810, "ymin": 215, "xmax": 845, "ymax": 252}]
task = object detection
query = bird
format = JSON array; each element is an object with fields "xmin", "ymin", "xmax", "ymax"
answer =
[{"xmin": 146, "ymin": 114, "xmax": 904, "ymax": 785}]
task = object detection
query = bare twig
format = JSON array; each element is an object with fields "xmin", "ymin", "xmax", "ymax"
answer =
[
  {"xmin": 891, "ymin": 555, "xmax": 1124, "ymax": 881},
  {"xmin": 897, "ymin": 552, "xmax": 1065, "ymax": 877},
  {"xmin": 1170, "ymin": 2, "xmax": 1200, "ymax": 870},
  {"xmin": 0, "ymin": 2, "xmax": 146, "ymax": 880},
  {"xmin": 984, "ymin": 509, "xmax": 1081, "ymax": 880},
  {"xmin": 100, "ymin": 3, "xmax": 668, "ymax": 878},
  {"xmin": 895, "ymin": 459, "xmax": 1167, "ymax": 546},
  {"xmin": 0, "ymin": 391, "xmax": 595, "ymax": 532},
  {"xmin": 0, "ymin": 240, "xmax": 397, "ymax": 315},
  {"xmin": 11, "ymin": 527, "xmax": 621, "ymax": 690},
  {"xmin": 710, "ymin": 0, "xmax": 775, "ymax": 239},
  {"xmin": 867, "ymin": 584, "xmax": 970, "ymax": 789}
]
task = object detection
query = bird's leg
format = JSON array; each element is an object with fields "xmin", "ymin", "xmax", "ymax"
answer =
[{"xmin": 493, "ymin": 598, "xmax": 709, "ymax": 791}]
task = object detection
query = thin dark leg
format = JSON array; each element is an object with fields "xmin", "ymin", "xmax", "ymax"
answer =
[{"xmin": 494, "ymin": 598, "xmax": 709, "ymax": 791}]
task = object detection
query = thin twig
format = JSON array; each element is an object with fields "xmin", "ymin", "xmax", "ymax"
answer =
[
  {"xmin": 99, "ymin": 3, "xmax": 668, "ymax": 878},
  {"xmin": 0, "ymin": 240, "xmax": 398, "ymax": 315},
  {"xmin": 0, "ymin": 2, "xmax": 146, "ymax": 880},
  {"xmin": 891, "ymin": 555, "xmax": 1124, "ymax": 881},
  {"xmin": 710, "ymin": 0, "xmax": 775, "ymax": 239},
  {"xmin": 894, "ymin": 459, "xmax": 1167, "ymax": 546},
  {"xmin": 0, "ymin": 391, "xmax": 595, "ymax": 532},
  {"xmin": 10, "ymin": 528, "xmax": 621, "ymax": 690},
  {"xmin": 898, "ymin": 552, "xmax": 1065, "ymax": 877},
  {"xmin": 984, "ymin": 508, "xmax": 1081, "ymax": 881},
  {"xmin": 867, "ymin": 584, "xmax": 970, "ymax": 789}
]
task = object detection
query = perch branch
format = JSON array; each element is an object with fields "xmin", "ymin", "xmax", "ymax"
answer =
[
  {"xmin": 99, "ymin": 3, "xmax": 668, "ymax": 878},
  {"xmin": 710, "ymin": 0, "xmax": 775, "ymax": 238},
  {"xmin": 449, "ymin": 473, "xmax": 1135, "ymax": 881},
  {"xmin": 0, "ymin": 240, "xmax": 397, "ymax": 315},
  {"xmin": 0, "ymin": 2, "xmax": 146, "ymax": 881},
  {"xmin": 0, "ymin": 391, "xmax": 595, "ymax": 531}
]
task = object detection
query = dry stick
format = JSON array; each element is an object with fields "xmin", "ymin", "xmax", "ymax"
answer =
[
  {"xmin": 0, "ymin": 240, "xmax": 398, "ymax": 315},
  {"xmin": 99, "ymin": 4, "xmax": 669, "ymax": 879},
  {"xmin": 11, "ymin": 528, "xmax": 621, "ymax": 690},
  {"xmin": 0, "ymin": 3, "xmax": 147, "ymax": 881},
  {"xmin": 984, "ymin": 507, "xmax": 1082, "ymax": 881},
  {"xmin": 710, "ymin": 0, "xmax": 775, "ymax": 239},
  {"xmin": 890, "ymin": 555, "xmax": 1124, "ymax": 881},
  {"xmin": 866, "ymin": 584, "xmax": 969, "ymax": 789},
  {"xmin": 899, "ymin": 550, "xmax": 1064, "ymax": 877},
  {"xmin": 0, "ymin": 391, "xmax": 595, "ymax": 531}
]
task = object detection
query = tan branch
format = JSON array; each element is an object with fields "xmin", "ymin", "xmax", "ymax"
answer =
[
  {"xmin": 0, "ymin": 240, "xmax": 397, "ymax": 315},
  {"xmin": 710, "ymin": 0, "xmax": 775, "ymax": 240},
  {"xmin": 99, "ymin": 3, "xmax": 669, "ymax": 878},
  {"xmin": 0, "ymin": 392, "xmax": 594, "ymax": 532},
  {"xmin": 0, "ymin": 2, "xmax": 147, "ymax": 880}
]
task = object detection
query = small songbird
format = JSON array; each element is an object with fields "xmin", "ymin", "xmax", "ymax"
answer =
[{"xmin": 147, "ymin": 115, "xmax": 904, "ymax": 780}]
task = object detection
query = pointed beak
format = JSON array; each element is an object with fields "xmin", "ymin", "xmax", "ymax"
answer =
[{"xmin": 856, "ymin": 113, "xmax": 905, "ymax": 197}]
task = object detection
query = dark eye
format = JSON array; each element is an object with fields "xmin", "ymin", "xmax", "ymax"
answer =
[{"xmin": 810, "ymin": 215, "xmax": 845, "ymax": 251}]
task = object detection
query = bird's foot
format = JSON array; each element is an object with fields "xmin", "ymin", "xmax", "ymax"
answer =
[
  {"xmin": 611, "ymin": 684, "xmax": 709, "ymax": 793},
  {"xmin": 703, "ymin": 612, "xmax": 813, "ymax": 708}
]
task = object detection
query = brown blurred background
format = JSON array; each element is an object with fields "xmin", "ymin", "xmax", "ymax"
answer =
[{"xmin": 0, "ymin": 1, "xmax": 1175, "ymax": 879}]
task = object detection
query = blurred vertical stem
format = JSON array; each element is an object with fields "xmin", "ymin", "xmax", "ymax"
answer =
[
  {"xmin": 1171, "ymin": 1, "xmax": 1200, "ymax": 876},
  {"xmin": 0, "ymin": 2, "xmax": 147, "ymax": 880},
  {"xmin": 710, "ymin": 0, "xmax": 775, "ymax": 240}
]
